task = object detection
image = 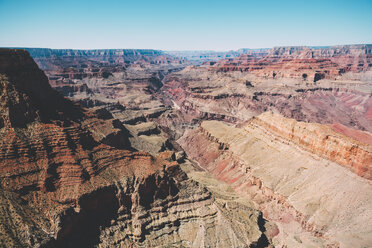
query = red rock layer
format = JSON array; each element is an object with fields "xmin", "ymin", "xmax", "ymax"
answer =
[
  {"xmin": 331, "ymin": 123, "xmax": 372, "ymax": 146},
  {"xmin": 0, "ymin": 49, "xmax": 270, "ymax": 248},
  {"xmin": 178, "ymin": 120, "xmax": 372, "ymax": 247},
  {"xmin": 178, "ymin": 127, "xmax": 335, "ymax": 244},
  {"xmin": 212, "ymin": 45, "xmax": 372, "ymax": 81},
  {"xmin": 0, "ymin": 49, "xmax": 176, "ymax": 200},
  {"xmin": 0, "ymin": 49, "xmax": 177, "ymax": 244},
  {"xmin": 162, "ymin": 72, "xmax": 372, "ymax": 133},
  {"xmin": 249, "ymin": 112, "xmax": 372, "ymax": 180}
]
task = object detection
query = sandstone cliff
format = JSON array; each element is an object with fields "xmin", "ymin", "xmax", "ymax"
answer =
[
  {"xmin": 179, "ymin": 113, "xmax": 372, "ymax": 248},
  {"xmin": 249, "ymin": 112, "xmax": 372, "ymax": 179}
]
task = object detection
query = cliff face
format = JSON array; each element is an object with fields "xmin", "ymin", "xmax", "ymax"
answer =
[
  {"xmin": 0, "ymin": 49, "xmax": 270, "ymax": 247},
  {"xmin": 179, "ymin": 113, "xmax": 372, "ymax": 248},
  {"xmin": 0, "ymin": 49, "xmax": 84, "ymax": 124},
  {"xmin": 161, "ymin": 46, "xmax": 372, "ymax": 248},
  {"xmin": 212, "ymin": 45, "xmax": 372, "ymax": 81},
  {"xmin": 250, "ymin": 112, "xmax": 372, "ymax": 179}
]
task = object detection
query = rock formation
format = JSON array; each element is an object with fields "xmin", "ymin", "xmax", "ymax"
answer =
[
  {"xmin": 179, "ymin": 113, "xmax": 372, "ymax": 247},
  {"xmin": 212, "ymin": 45, "xmax": 372, "ymax": 82},
  {"xmin": 0, "ymin": 49, "xmax": 271, "ymax": 247},
  {"xmin": 160, "ymin": 56, "xmax": 372, "ymax": 133},
  {"xmin": 159, "ymin": 45, "xmax": 372, "ymax": 247},
  {"xmin": 1, "ymin": 44, "xmax": 371, "ymax": 248}
]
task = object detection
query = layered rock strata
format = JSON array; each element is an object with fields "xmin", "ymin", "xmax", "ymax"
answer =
[
  {"xmin": 3, "ymin": 45, "xmax": 371, "ymax": 248},
  {"xmin": 0, "ymin": 49, "xmax": 270, "ymax": 247},
  {"xmin": 179, "ymin": 113, "xmax": 372, "ymax": 248},
  {"xmin": 212, "ymin": 45, "xmax": 372, "ymax": 81},
  {"xmin": 161, "ymin": 64, "xmax": 372, "ymax": 134},
  {"xmin": 249, "ymin": 112, "xmax": 372, "ymax": 179}
]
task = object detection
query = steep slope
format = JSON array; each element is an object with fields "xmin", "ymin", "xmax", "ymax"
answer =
[
  {"xmin": 0, "ymin": 49, "xmax": 271, "ymax": 247},
  {"xmin": 179, "ymin": 113, "xmax": 372, "ymax": 248},
  {"xmin": 249, "ymin": 112, "xmax": 372, "ymax": 179},
  {"xmin": 0, "ymin": 49, "xmax": 84, "ymax": 125}
]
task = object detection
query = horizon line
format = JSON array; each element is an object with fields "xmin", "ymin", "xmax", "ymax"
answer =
[{"xmin": 1, "ymin": 43, "xmax": 372, "ymax": 52}]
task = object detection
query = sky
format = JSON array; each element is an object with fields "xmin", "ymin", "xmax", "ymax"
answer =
[{"xmin": 0, "ymin": 0, "xmax": 371, "ymax": 51}]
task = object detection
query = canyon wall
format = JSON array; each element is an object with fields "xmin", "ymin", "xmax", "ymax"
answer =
[
  {"xmin": 160, "ymin": 47, "xmax": 372, "ymax": 247},
  {"xmin": 2, "ymin": 45, "xmax": 371, "ymax": 247},
  {"xmin": 212, "ymin": 44, "xmax": 372, "ymax": 82},
  {"xmin": 179, "ymin": 113, "xmax": 372, "ymax": 248},
  {"xmin": 160, "ymin": 58, "xmax": 372, "ymax": 134},
  {"xmin": 249, "ymin": 112, "xmax": 372, "ymax": 179},
  {"xmin": 0, "ymin": 49, "xmax": 270, "ymax": 247}
]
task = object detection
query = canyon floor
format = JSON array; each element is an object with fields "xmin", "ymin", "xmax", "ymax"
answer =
[{"xmin": 0, "ymin": 45, "xmax": 371, "ymax": 247}]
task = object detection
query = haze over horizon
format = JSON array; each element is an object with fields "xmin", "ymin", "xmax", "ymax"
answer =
[{"xmin": 0, "ymin": 0, "xmax": 371, "ymax": 51}]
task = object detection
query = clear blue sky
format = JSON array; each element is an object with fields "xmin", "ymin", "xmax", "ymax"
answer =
[{"xmin": 0, "ymin": 0, "xmax": 371, "ymax": 51}]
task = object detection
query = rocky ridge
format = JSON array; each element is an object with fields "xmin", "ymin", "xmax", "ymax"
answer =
[{"xmin": 0, "ymin": 49, "xmax": 270, "ymax": 247}]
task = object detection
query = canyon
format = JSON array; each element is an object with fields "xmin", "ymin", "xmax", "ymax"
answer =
[{"xmin": 0, "ymin": 45, "xmax": 371, "ymax": 248}]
